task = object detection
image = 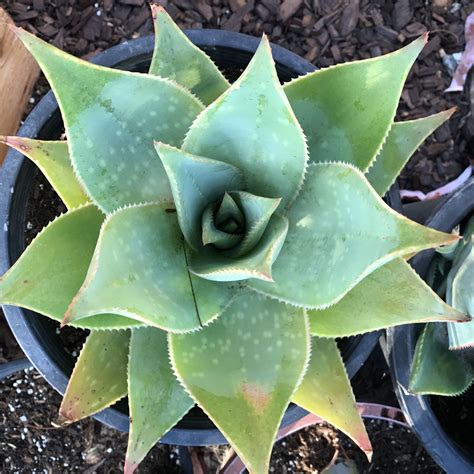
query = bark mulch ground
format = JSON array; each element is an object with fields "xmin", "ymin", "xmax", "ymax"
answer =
[{"xmin": 1, "ymin": 0, "xmax": 473, "ymax": 472}]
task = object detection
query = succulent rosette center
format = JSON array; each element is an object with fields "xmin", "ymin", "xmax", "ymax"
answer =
[
  {"xmin": 155, "ymin": 141, "xmax": 287, "ymax": 282},
  {"xmin": 202, "ymin": 193, "xmax": 246, "ymax": 250}
]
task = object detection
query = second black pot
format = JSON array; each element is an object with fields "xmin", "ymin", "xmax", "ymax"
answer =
[
  {"xmin": 1, "ymin": 29, "xmax": 393, "ymax": 446},
  {"xmin": 387, "ymin": 178, "xmax": 474, "ymax": 473}
]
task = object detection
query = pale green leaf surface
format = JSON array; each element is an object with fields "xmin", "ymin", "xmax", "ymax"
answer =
[
  {"xmin": 183, "ymin": 36, "xmax": 307, "ymax": 209},
  {"xmin": 0, "ymin": 205, "xmax": 139, "ymax": 330},
  {"xmin": 15, "ymin": 28, "xmax": 204, "ymax": 213},
  {"xmin": 447, "ymin": 239, "xmax": 474, "ymax": 349},
  {"xmin": 189, "ymin": 213, "xmax": 288, "ymax": 282},
  {"xmin": 60, "ymin": 330, "xmax": 130, "ymax": 422},
  {"xmin": 170, "ymin": 292, "xmax": 310, "ymax": 474},
  {"xmin": 284, "ymin": 35, "xmax": 427, "ymax": 171},
  {"xmin": 409, "ymin": 323, "xmax": 473, "ymax": 396},
  {"xmin": 155, "ymin": 142, "xmax": 245, "ymax": 250},
  {"xmin": 216, "ymin": 192, "xmax": 244, "ymax": 226},
  {"xmin": 125, "ymin": 327, "xmax": 194, "ymax": 474},
  {"xmin": 149, "ymin": 5, "xmax": 229, "ymax": 105},
  {"xmin": 293, "ymin": 337, "xmax": 371, "ymax": 459},
  {"xmin": 64, "ymin": 203, "xmax": 232, "ymax": 332},
  {"xmin": 201, "ymin": 204, "xmax": 243, "ymax": 249},
  {"xmin": 367, "ymin": 109, "xmax": 454, "ymax": 196},
  {"xmin": 225, "ymin": 191, "xmax": 281, "ymax": 257},
  {"xmin": 248, "ymin": 163, "xmax": 457, "ymax": 309},
  {"xmin": 309, "ymin": 258, "xmax": 467, "ymax": 337},
  {"xmin": 0, "ymin": 136, "xmax": 88, "ymax": 209}
]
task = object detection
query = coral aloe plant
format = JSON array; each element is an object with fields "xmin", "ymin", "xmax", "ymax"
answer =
[
  {"xmin": 409, "ymin": 214, "xmax": 474, "ymax": 397},
  {"xmin": 0, "ymin": 7, "xmax": 470, "ymax": 473}
]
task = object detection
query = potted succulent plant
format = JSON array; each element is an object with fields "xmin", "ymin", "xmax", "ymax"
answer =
[
  {"xmin": 388, "ymin": 178, "xmax": 474, "ymax": 473},
  {"xmin": 0, "ymin": 7, "xmax": 469, "ymax": 473}
]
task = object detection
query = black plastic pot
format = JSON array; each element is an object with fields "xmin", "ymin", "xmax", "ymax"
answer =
[
  {"xmin": 387, "ymin": 178, "xmax": 474, "ymax": 473},
  {"xmin": 1, "ymin": 30, "xmax": 390, "ymax": 446}
]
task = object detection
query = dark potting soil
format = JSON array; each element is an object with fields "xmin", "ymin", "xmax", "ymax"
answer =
[
  {"xmin": 269, "ymin": 419, "xmax": 442, "ymax": 473},
  {"xmin": 430, "ymin": 384, "xmax": 474, "ymax": 457},
  {"xmin": 0, "ymin": 368, "xmax": 181, "ymax": 473}
]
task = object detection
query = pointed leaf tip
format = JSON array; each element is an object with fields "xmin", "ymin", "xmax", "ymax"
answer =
[
  {"xmin": 1, "ymin": 136, "xmax": 88, "ymax": 209},
  {"xmin": 183, "ymin": 30, "xmax": 307, "ymax": 210},
  {"xmin": 170, "ymin": 292, "xmax": 310, "ymax": 474},
  {"xmin": 64, "ymin": 203, "xmax": 230, "ymax": 331},
  {"xmin": 124, "ymin": 460, "xmax": 138, "ymax": 474},
  {"xmin": 285, "ymin": 34, "xmax": 428, "ymax": 172},
  {"xmin": 17, "ymin": 30, "xmax": 203, "ymax": 212},
  {"xmin": 126, "ymin": 328, "xmax": 193, "ymax": 472},
  {"xmin": 293, "ymin": 338, "xmax": 371, "ymax": 460},
  {"xmin": 150, "ymin": 2, "xmax": 166, "ymax": 17},
  {"xmin": 368, "ymin": 108, "xmax": 458, "ymax": 196},
  {"xmin": 249, "ymin": 163, "xmax": 457, "ymax": 309},
  {"xmin": 149, "ymin": 5, "xmax": 229, "ymax": 104},
  {"xmin": 59, "ymin": 330, "xmax": 129, "ymax": 423}
]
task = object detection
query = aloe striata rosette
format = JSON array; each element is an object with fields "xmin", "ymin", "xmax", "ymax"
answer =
[
  {"xmin": 409, "ymin": 214, "xmax": 474, "ymax": 397},
  {"xmin": 0, "ymin": 7, "xmax": 470, "ymax": 473}
]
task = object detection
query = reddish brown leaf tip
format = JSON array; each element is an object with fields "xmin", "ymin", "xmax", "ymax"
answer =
[
  {"xmin": 124, "ymin": 459, "xmax": 139, "ymax": 474},
  {"xmin": 56, "ymin": 412, "xmax": 73, "ymax": 426},
  {"xmin": 7, "ymin": 23, "xmax": 21, "ymax": 36},
  {"xmin": 365, "ymin": 448, "xmax": 374, "ymax": 463},
  {"xmin": 150, "ymin": 3, "xmax": 166, "ymax": 17},
  {"xmin": 446, "ymin": 106, "xmax": 458, "ymax": 118}
]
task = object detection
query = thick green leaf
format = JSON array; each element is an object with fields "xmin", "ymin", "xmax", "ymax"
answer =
[
  {"xmin": 284, "ymin": 35, "xmax": 427, "ymax": 171},
  {"xmin": 59, "ymin": 330, "xmax": 130, "ymax": 422},
  {"xmin": 183, "ymin": 36, "xmax": 307, "ymax": 209},
  {"xmin": 248, "ymin": 163, "xmax": 457, "ymax": 309},
  {"xmin": 367, "ymin": 109, "xmax": 455, "ymax": 196},
  {"xmin": 64, "ymin": 203, "xmax": 232, "ymax": 332},
  {"xmin": 15, "ymin": 27, "xmax": 204, "ymax": 213},
  {"xmin": 125, "ymin": 327, "xmax": 194, "ymax": 474},
  {"xmin": 0, "ymin": 205, "xmax": 139, "ymax": 330},
  {"xmin": 189, "ymin": 213, "xmax": 288, "ymax": 282},
  {"xmin": 201, "ymin": 201, "xmax": 243, "ymax": 249},
  {"xmin": 447, "ymin": 239, "xmax": 474, "ymax": 349},
  {"xmin": 309, "ymin": 258, "xmax": 467, "ymax": 337},
  {"xmin": 170, "ymin": 291, "xmax": 310, "ymax": 474},
  {"xmin": 149, "ymin": 4, "xmax": 229, "ymax": 105},
  {"xmin": 0, "ymin": 136, "xmax": 88, "ymax": 209},
  {"xmin": 224, "ymin": 191, "xmax": 281, "ymax": 258},
  {"xmin": 409, "ymin": 323, "xmax": 473, "ymax": 396},
  {"xmin": 155, "ymin": 142, "xmax": 245, "ymax": 250},
  {"xmin": 216, "ymin": 192, "xmax": 244, "ymax": 226},
  {"xmin": 293, "ymin": 337, "xmax": 371, "ymax": 459}
]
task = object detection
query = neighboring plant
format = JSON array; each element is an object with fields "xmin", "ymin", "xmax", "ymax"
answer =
[
  {"xmin": 0, "ymin": 7, "xmax": 468, "ymax": 473},
  {"xmin": 410, "ymin": 214, "xmax": 474, "ymax": 396}
]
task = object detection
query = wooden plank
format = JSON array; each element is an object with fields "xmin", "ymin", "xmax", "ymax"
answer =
[{"xmin": 0, "ymin": 8, "xmax": 40, "ymax": 164}]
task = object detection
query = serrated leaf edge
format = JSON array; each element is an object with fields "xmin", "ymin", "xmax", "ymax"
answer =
[
  {"xmin": 283, "ymin": 34, "xmax": 428, "ymax": 173},
  {"xmin": 149, "ymin": 4, "xmax": 230, "ymax": 95},
  {"xmin": 124, "ymin": 328, "xmax": 194, "ymax": 472},
  {"xmin": 293, "ymin": 340, "xmax": 372, "ymax": 461},
  {"xmin": 58, "ymin": 329, "xmax": 129, "ymax": 424},
  {"xmin": 167, "ymin": 306, "xmax": 312, "ymax": 474},
  {"xmin": 249, "ymin": 161, "xmax": 458, "ymax": 310}
]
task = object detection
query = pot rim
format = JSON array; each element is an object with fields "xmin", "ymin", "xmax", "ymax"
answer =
[
  {"xmin": 387, "ymin": 178, "xmax": 474, "ymax": 471},
  {"xmin": 0, "ymin": 30, "xmax": 378, "ymax": 445}
]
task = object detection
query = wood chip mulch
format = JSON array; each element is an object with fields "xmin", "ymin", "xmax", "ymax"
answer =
[
  {"xmin": 4, "ymin": 0, "xmax": 474, "ymax": 192},
  {"xmin": 1, "ymin": 0, "xmax": 474, "ymax": 472}
]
